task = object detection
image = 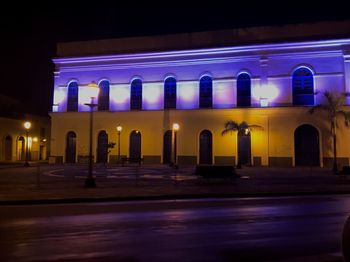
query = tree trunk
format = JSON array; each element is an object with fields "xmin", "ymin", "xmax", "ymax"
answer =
[{"xmin": 333, "ymin": 134, "xmax": 338, "ymax": 173}]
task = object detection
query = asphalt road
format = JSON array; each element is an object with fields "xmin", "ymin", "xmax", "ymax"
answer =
[{"xmin": 0, "ymin": 196, "xmax": 349, "ymax": 261}]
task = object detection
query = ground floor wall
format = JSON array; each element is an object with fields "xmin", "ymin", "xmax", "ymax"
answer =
[
  {"xmin": 49, "ymin": 107, "xmax": 350, "ymax": 169},
  {"xmin": 0, "ymin": 117, "xmax": 50, "ymax": 162}
]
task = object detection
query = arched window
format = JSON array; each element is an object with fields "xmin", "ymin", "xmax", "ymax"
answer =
[
  {"xmin": 199, "ymin": 130, "xmax": 213, "ymax": 164},
  {"xmin": 98, "ymin": 80, "xmax": 110, "ymax": 111},
  {"xmin": 67, "ymin": 81, "xmax": 79, "ymax": 112},
  {"xmin": 17, "ymin": 136, "xmax": 25, "ymax": 161},
  {"xmin": 199, "ymin": 76, "xmax": 213, "ymax": 108},
  {"xmin": 163, "ymin": 130, "xmax": 172, "ymax": 164},
  {"xmin": 164, "ymin": 77, "xmax": 177, "ymax": 109},
  {"xmin": 294, "ymin": 124, "xmax": 320, "ymax": 166},
  {"xmin": 292, "ymin": 67, "xmax": 314, "ymax": 106},
  {"xmin": 130, "ymin": 79, "xmax": 142, "ymax": 110},
  {"xmin": 237, "ymin": 73, "xmax": 251, "ymax": 107},
  {"xmin": 237, "ymin": 128, "xmax": 251, "ymax": 166},
  {"xmin": 129, "ymin": 130, "xmax": 141, "ymax": 159},
  {"xmin": 66, "ymin": 131, "xmax": 77, "ymax": 163},
  {"xmin": 97, "ymin": 130, "xmax": 108, "ymax": 163}
]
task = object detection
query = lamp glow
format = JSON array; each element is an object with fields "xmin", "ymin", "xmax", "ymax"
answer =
[
  {"xmin": 116, "ymin": 125, "xmax": 122, "ymax": 132},
  {"xmin": 24, "ymin": 121, "xmax": 31, "ymax": 130},
  {"xmin": 86, "ymin": 81, "xmax": 100, "ymax": 98},
  {"xmin": 173, "ymin": 123, "xmax": 180, "ymax": 131}
]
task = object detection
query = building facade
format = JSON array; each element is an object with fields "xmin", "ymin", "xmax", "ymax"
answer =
[
  {"xmin": 0, "ymin": 115, "xmax": 50, "ymax": 162},
  {"xmin": 50, "ymin": 22, "xmax": 350, "ymax": 168}
]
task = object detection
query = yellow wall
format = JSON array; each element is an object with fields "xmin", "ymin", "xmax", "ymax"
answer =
[
  {"xmin": 0, "ymin": 116, "xmax": 50, "ymax": 161},
  {"xmin": 50, "ymin": 106, "xmax": 350, "ymax": 166}
]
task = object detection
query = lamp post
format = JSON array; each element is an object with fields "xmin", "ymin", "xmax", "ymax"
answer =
[
  {"xmin": 116, "ymin": 125, "xmax": 122, "ymax": 164},
  {"xmin": 23, "ymin": 121, "xmax": 31, "ymax": 167},
  {"xmin": 84, "ymin": 82, "xmax": 100, "ymax": 188},
  {"xmin": 172, "ymin": 123, "xmax": 180, "ymax": 165}
]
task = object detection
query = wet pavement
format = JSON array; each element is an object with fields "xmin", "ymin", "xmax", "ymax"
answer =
[
  {"xmin": 1, "ymin": 165, "xmax": 350, "ymax": 203},
  {"xmin": 0, "ymin": 195, "xmax": 348, "ymax": 261}
]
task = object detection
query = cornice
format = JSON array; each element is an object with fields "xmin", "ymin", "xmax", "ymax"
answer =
[{"xmin": 53, "ymin": 38, "xmax": 350, "ymax": 67}]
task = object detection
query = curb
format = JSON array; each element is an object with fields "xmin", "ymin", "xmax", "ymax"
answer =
[{"xmin": 1, "ymin": 190, "xmax": 350, "ymax": 206}]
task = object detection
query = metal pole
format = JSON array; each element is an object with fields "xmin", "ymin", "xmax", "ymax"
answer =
[
  {"xmin": 118, "ymin": 131, "xmax": 121, "ymax": 164},
  {"xmin": 85, "ymin": 103, "xmax": 96, "ymax": 187},
  {"xmin": 174, "ymin": 131, "xmax": 177, "ymax": 165},
  {"xmin": 171, "ymin": 129, "xmax": 175, "ymax": 165},
  {"xmin": 24, "ymin": 130, "xmax": 29, "ymax": 167}
]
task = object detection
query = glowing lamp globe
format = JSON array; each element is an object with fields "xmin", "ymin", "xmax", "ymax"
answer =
[
  {"xmin": 24, "ymin": 121, "xmax": 31, "ymax": 130},
  {"xmin": 86, "ymin": 81, "xmax": 100, "ymax": 98},
  {"xmin": 173, "ymin": 123, "xmax": 180, "ymax": 131},
  {"xmin": 116, "ymin": 125, "xmax": 122, "ymax": 132}
]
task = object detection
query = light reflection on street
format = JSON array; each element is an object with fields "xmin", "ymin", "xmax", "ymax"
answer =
[{"xmin": 0, "ymin": 196, "xmax": 348, "ymax": 261}]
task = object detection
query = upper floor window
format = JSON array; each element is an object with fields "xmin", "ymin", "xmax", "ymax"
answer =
[
  {"xmin": 164, "ymin": 77, "xmax": 177, "ymax": 109},
  {"xmin": 199, "ymin": 76, "xmax": 212, "ymax": 108},
  {"xmin": 130, "ymin": 79, "xmax": 142, "ymax": 110},
  {"xmin": 237, "ymin": 73, "xmax": 251, "ymax": 107},
  {"xmin": 98, "ymin": 80, "xmax": 110, "ymax": 111},
  {"xmin": 67, "ymin": 81, "xmax": 78, "ymax": 112},
  {"xmin": 292, "ymin": 67, "xmax": 314, "ymax": 106}
]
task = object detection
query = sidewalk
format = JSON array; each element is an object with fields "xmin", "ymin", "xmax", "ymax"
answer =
[{"xmin": 1, "ymin": 165, "xmax": 350, "ymax": 204}]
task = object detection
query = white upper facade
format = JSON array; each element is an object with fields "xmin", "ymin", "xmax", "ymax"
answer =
[{"xmin": 52, "ymin": 38, "xmax": 350, "ymax": 112}]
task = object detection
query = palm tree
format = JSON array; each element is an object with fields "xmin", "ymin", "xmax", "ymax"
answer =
[
  {"xmin": 221, "ymin": 121, "xmax": 262, "ymax": 168},
  {"xmin": 309, "ymin": 91, "xmax": 350, "ymax": 173}
]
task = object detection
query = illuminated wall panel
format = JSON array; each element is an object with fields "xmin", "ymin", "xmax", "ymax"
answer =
[
  {"xmin": 251, "ymin": 79, "xmax": 261, "ymax": 107},
  {"xmin": 143, "ymin": 82, "xmax": 163, "ymax": 110},
  {"xmin": 53, "ymin": 87, "xmax": 67, "ymax": 112},
  {"xmin": 213, "ymin": 79, "xmax": 234, "ymax": 108},
  {"xmin": 78, "ymin": 86, "xmax": 98, "ymax": 112},
  {"xmin": 177, "ymin": 81, "xmax": 199, "ymax": 109},
  {"xmin": 109, "ymin": 84, "xmax": 130, "ymax": 111}
]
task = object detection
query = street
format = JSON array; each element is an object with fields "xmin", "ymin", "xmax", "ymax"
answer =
[{"xmin": 0, "ymin": 195, "xmax": 349, "ymax": 261}]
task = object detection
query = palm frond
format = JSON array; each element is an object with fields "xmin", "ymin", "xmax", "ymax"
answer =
[
  {"xmin": 248, "ymin": 124, "xmax": 264, "ymax": 131},
  {"xmin": 239, "ymin": 121, "xmax": 249, "ymax": 130},
  {"xmin": 339, "ymin": 110, "xmax": 350, "ymax": 127},
  {"xmin": 221, "ymin": 120, "xmax": 239, "ymax": 136}
]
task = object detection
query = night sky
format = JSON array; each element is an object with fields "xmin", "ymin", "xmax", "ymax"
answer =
[{"xmin": 1, "ymin": 1, "xmax": 350, "ymax": 116}]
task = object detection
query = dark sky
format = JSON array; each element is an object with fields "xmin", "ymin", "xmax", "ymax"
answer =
[{"xmin": 1, "ymin": 1, "xmax": 350, "ymax": 116}]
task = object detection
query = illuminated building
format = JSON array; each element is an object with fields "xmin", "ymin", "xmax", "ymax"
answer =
[
  {"xmin": 0, "ymin": 114, "xmax": 50, "ymax": 162},
  {"xmin": 49, "ymin": 20, "xmax": 350, "ymax": 168}
]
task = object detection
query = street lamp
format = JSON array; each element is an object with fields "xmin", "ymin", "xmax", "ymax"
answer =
[
  {"xmin": 172, "ymin": 123, "xmax": 180, "ymax": 165},
  {"xmin": 116, "ymin": 125, "xmax": 122, "ymax": 164},
  {"xmin": 23, "ymin": 121, "xmax": 31, "ymax": 167},
  {"xmin": 84, "ymin": 81, "xmax": 100, "ymax": 188}
]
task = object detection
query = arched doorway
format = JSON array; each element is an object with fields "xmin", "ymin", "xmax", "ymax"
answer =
[
  {"xmin": 163, "ymin": 130, "xmax": 172, "ymax": 164},
  {"xmin": 238, "ymin": 129, "xmax": 251, "ymax": 166},
  {"xmin": 294, "ymin": 124, "xmax": 320, "ymax": 166},
  {"xmin": 4, "ymin": 136, "xmax": 12, "ymax": 160},
  {"xmin": 199, "ymin": 130, "xmax": 213, "ymax": 164},
  {"xmin": 129, "ymin": 130, "xmax": 141, "ymax": 159},
  {"xmin": 17, "ymin": 136, "xmax": 25, "ymax": 161},
  {"xmin": 66, "ymin": 131, "xmax": 76, "ymax": 163},
  {"xmin": 97, "ymin": 131, "xmax": 108, "ymax": 163}
]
